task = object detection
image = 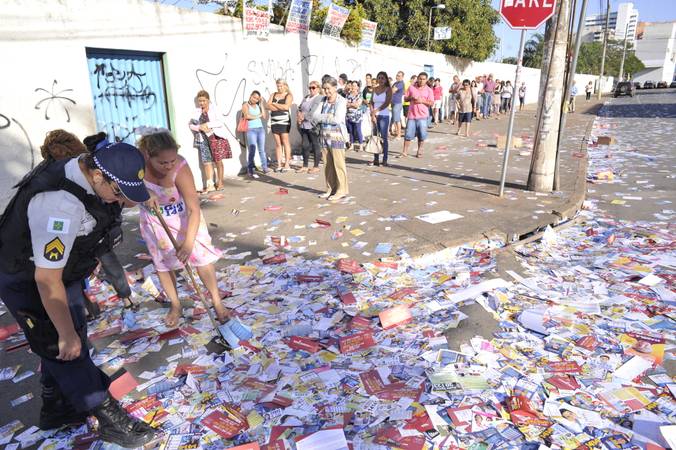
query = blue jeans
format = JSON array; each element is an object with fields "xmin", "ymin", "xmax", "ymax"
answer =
[
  {"xmin": 482, "ymin": 93, "xmax": 493, "ymax": 117},
  {"xmin": 246, "ymin": 127, "xmax": 267, "ymax": 173},
  {"xmin": 373, "ymin": 115, "xmax": 390, "ymax": 165},
  {"xmin": 346, "ymin": 120, "xmax": 363, "ymax": 145}
]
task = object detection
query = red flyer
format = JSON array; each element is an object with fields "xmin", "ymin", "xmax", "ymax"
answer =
[
  {"xmin": 349, "ymin": 316, "xmax": 372, "ymax": 330},
  {"xmin": 0, "ymin": 323, "xmax": 21, "ymax": 341},
  {"xmin": 377, "ymin": 382, "xmax": 424, "ymax": 402},
  {"xmin": 359, "ymin": 369, "xmax": 387, "ymax": 395},
  {"xmin": 545, "ymin": 361, "xmax": 582, "ymax": 374},
  {"xmin": 315, "ymin": 219, "xmax": 331, "ymax": 227},
  {"xmin": 336, "ymin": 258, "xmax": 364, "ymax": 274},
  {"xmin": 374, "ymin": 261, "xmax": 398, "ymax": 270},
  {"xmin": 285, "ymin": 336, "xmax": 321, "ymax": 353},
  {"xmin": 276, "ymin": 188, "xmax": 288, "ymax": 195},
  {"xmin": 201, "ymin": 407, "xmax": 248, "ymax": 439},
  {"xmin": 389, "ymin": 287, "xmax": 417, "ymax": 300},
  {"xmin": 404, "ymin": 411, "xmax": 435, "ymax": 432},
  {"xmin": 295, "ymin": 275, "xmax": 324, "ymax": 283},
  {"xmin": 379, "ymin": 305, "xmax": 413, "ymax": 330},
  {"xmin": 337, "ymin": 286, "xmax": 356, "ymax": 305},
  {"xmin": 339, "ymin": 330, "xmax": 376, "ymax": 353},
  {"xmin": 263, "ymin": 254, "xmax": 287, "ymax": 265},
  {"xmin": 575, "ymin": 335, "xmax": 600, "ymax": 350},
  {"xmin": 227, "ymin": 443, "xmax": 261, "ymax": 450},
  {"xmin": 174, "ymin": 364, "xmax": 208, "ymax": 376},
  {"xmin": 546, "ymin": 375, "xmax": 580, "ymax": 391}
]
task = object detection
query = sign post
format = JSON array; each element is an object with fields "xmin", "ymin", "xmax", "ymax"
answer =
[{"xmin": 497, "ymin": 0, "xmax": 557, "ymax": 197}]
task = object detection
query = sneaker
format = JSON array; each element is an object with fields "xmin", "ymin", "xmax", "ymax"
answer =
[
  {"xmin": 39, "ymin": 384, "xmax": 89, "ymax": 430},
  {"xmin": 318, "ymin": 192, "xmax": 332, "ymax": 199},
  {"xmin": 92, "ymin": 394, "xmax": 158, "ymax": 448}
]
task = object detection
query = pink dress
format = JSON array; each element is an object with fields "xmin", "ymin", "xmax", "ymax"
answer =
[{"xmin": 139, "ymin": 159, "xmax": 221, "ymax": 272}]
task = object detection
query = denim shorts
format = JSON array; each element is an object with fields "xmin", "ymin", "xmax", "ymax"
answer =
[
  {"xmin": 391, "ymin": 103, "xmax": 403, "ymax": 122},
  {"xmin": 404, "ymin": 118, "xmax": 428, "ymax": 141}
]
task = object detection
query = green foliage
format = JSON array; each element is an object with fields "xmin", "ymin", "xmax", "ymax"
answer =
[
  {"xmin": 576, "ymin": 40, "xmax": 645, "ymax": 77},
  {"xmin": 217, "ymin": 0, "xmax": 500, "ymax": 60},
  {"xmin": 354, "ymin": 0, "xmax": 499, "ymax": 61},
  {"xmin": 522, "ymin": 33, "xmax": 544, "ymax": 68},
  {"xmin": 502, "ymin": 57, "xmax": 517, "ymax": 64},
  {"xmin": 341, "ymin": 3, "xmax": 366, "ymax": 46}
]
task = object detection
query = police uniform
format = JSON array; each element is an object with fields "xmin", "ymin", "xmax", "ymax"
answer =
[{"xmin": 0, "ymin": 142, "xmax": 157, "ymax": 447}]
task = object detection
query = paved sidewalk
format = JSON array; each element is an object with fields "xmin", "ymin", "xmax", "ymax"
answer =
[{"xmin": 117, "ymin": 96, "xmax": 603, "ymax": 266}]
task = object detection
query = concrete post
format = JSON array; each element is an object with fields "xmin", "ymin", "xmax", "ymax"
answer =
[
  {"xmin": 527, "ymin": 0, "xmax": 570, "ymax": 193},
  {"xmin": 597, "ymin": 0, "xmax": 610, "ymax": 99}
]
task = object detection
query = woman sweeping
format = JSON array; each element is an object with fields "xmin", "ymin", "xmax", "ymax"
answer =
[{"xmin": 137, "ymin": 131, "xmax": 228, "ymax": 328}]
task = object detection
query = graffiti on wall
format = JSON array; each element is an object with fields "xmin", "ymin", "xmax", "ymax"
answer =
[
  {"xmin": 0, "ymin": 112, "xmax": 36, "ymax": 170},
  {"xmin": 34, "ymin": 80, "xmax": 76, "ymax": 123},
  {"xmin": 92, "ymin": 62, "xmax": 157, "ymax": 110}
]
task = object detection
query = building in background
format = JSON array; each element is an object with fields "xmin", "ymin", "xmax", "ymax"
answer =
[
  {"xmin": 633, "ymin": 21, "xmax": 676, "ymax": 83},
  {"xmin": 583, "ymin": 2, "xmax": 639, "ymax": 45}
]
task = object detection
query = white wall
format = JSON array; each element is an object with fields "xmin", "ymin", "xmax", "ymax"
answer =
[
  {"xmin": 0, "ymin": 0, "xmax": 613, "ymax": 206},
  {"xmin": 635, "ymin": 22, "xmax": 676, "ymax": 83}
]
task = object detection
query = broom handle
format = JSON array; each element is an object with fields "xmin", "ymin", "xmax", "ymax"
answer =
[{"xmin": 151, "ymin": 206, "xmax": 220, "ymax": 331}]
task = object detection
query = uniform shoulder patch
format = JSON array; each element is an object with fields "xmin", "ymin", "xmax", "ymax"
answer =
[{"xmin": 44, "ymin": 237, "xmax": 65, "ymax": 262}]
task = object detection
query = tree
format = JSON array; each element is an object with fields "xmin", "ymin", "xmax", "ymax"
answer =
[
  {"xmin": 522, "ymin": 33, "xmax": 545, "ymax": 68},
  {"xmin": 501, "ymin": 57, "xmax": 517, "ymax": 64},
  {"xmin": 344, "ymin": 0, "xmax": 500, "ymax": 61},
  {"xmin": 576, "ymin": 40, "xmax": 644, "ymax": 77}
]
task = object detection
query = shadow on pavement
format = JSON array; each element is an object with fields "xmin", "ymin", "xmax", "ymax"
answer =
[
  {"xmin": 600, "ymin": 103, "xmax": 676, "ymax": 119},
  {"xmin": 346, "ymin": 156, "xmax": 525, "ymax": 193}
]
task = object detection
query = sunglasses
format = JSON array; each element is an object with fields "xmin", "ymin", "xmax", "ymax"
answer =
[
  {"xmin": 109, "ymin": 181, "xmax": 124, "ymax": 198},
  {"xmin": 309, "ymin": 86, "xmax": 318, "ymax": 90}
]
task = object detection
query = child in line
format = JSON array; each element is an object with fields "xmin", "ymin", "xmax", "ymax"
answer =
[{"xmin": 137, "ymin": 131, "xmax": 228, "ymax": 328}]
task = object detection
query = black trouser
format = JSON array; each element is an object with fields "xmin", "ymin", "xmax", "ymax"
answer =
[
  {"xmin": 0, "ymin": 271, "xmax": 111, "ymax": 412},
  {"xmin": 300, "ymin": 128, "xmax": 321, "ymax": 168},
  {"xmin": 99, "ymin": 251, "xmax": 131, "ymax": 299}
]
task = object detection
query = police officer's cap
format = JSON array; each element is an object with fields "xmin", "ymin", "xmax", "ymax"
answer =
[{"xmin": 91, "ymin": 142, "xmax": 150, "ymax": 203}]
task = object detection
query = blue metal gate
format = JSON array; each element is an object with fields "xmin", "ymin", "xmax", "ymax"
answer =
[{"xmin": 86, "ymin": 49, "xmax": 170, "ymax": 144}]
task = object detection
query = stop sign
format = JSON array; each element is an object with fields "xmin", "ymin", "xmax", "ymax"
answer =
[{"xmin": 500, "ymin": 0, "xmax": 557, "ymax": 30}]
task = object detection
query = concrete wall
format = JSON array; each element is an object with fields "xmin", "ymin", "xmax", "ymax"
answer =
[{"xmin": 0, "ymin": 0, "xmax": 613, "ymax": 205}]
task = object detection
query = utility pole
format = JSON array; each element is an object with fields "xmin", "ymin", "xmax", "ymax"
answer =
[
  {"xmin": 528, "ymin": 0, "xmax": 570, "ymax": 193},
  {"xmin": 554, "ymin": 0, "xmax": 589, "ymax": 190},
  {"xmin": 618, "ymin": 22, "xmax": 630, "ymax": 81},
  {"xmin": 597, "ymin": 0, "xmax": 610, "ymax": 99}
]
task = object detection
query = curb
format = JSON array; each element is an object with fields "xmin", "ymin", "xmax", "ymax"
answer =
[{"xmin": 409, "ymin": 109, "xmax": 599, "ymax": 259}]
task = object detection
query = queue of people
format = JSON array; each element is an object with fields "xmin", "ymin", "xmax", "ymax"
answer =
[{"xmin": 185, "ymin": 72, "xmax": 530, "ymax": 203}]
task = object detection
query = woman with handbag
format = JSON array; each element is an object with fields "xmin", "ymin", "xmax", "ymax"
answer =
[
  {"xmin": 240, "ymin": 90, "xmax": 269, "ymax": 178},
  {"xmin": 368, "ymin": 71, "xmax": 392, "ymax": 167},
  {"xmin": 296, "ymin": 81, "xmax": 322, "ymax": 173},
  {"xmin": 311, "ymin": 77, "xmax": 349, "ymax": 202},
  {"xmin": 188, "ymin": 90, "xmax": 231, "ymax": 192}
]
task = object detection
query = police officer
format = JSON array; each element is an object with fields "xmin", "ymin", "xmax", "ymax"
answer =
[{"xmin": 0, "ymin": 141, "xmax": 157, "ymax": 447}]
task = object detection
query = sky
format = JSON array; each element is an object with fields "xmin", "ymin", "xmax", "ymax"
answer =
[
  {"xmin": 492, "ymin": 0, "xmax": 676, "ymax": 60},
  {"xmin": 163, "ymin": 0, "xmax": 675, "ymax": 60}
]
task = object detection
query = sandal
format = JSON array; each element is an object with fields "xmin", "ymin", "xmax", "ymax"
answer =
[{"xmin": 296, "ymin": 167, "xmax": 309, "ymax": 173}]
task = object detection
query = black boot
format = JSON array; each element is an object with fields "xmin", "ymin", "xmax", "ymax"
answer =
[
  {"xmin": 39, "ymin": 384, "xmax": 89, "ymax": 430},
  {"xmin": 91, "ymin": 394, "xmax": 157, "ymax": 448}
]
